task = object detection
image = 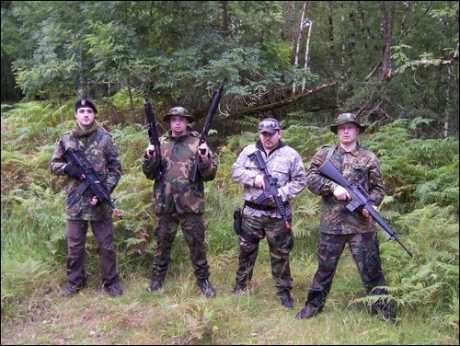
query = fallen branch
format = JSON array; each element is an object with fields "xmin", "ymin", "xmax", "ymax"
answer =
[{"xmin": 229, "ymin": 80, "xmax": 337, "ymax": 117}]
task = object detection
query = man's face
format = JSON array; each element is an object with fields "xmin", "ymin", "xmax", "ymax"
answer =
[
  {"xmin": 170, "ymin": 115, "xmax": 188, "ymax": 136},
  {"xmin": 259, "ymin": 130, "xmax": 281, "ymax": 151},
  {"xmin": 74, "ymin": 107, "xmax": 95, "ymax": 127},
  {"xmin": 337, "ymin": 123, "xmax": 359, "ymax": 145}
]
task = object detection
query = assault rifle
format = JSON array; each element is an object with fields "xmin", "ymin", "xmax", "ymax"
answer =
[
  {"xmin": 63, "ymin": 148, "xmax": 115, "ymax": 209},
  {"xmin": 190, "ymin": 82, "xmax": 224, "ymax": 183},
  {"xmin": 248, "ymin": 150, "xmax": 292, "ymax": 232},
  {"xmin": 319, "ymin": 160, "xmax": 413, "ymax": 257},
  {"xmin": 144, "ymin": 100, "xmax": 163, "ymax": 179}
]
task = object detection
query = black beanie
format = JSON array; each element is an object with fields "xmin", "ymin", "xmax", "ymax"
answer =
[{"xmin": 75, "ymin": 98, "xmax": 97, "ymax": 113}]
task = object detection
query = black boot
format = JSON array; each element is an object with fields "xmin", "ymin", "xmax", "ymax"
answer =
[
  {"xmin": 232, "ymin": 281, "xmax": 247, "ymax": 295},
  {"xmin": 198, "ymin": 279, "xmax": 216, "ymax": 298},
  {"xmin": 104, "ymin": 281, "xmax": 124, "ymax": 297},
  {"xmin": 295, "ymin": 304, "xmax": 323, "ymax": 319},
  {"xmin": 61, "ymin": 278, "xmax": 86, "ymax": 297},
  {"xmin": 370, "ymin": 299, "xmax": 397, "ymax": 324},
  {"xmin": 279, "ymin": 291, "xmax": 294, "ymax": 308},
  {"xmin": 148, "ymin": 278, "xmax": 164, "ymax": 292}
]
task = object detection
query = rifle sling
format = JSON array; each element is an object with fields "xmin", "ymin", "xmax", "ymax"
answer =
[{"xmin": 325, "ymin": 145, "xmax": 337, "ymax": 162}]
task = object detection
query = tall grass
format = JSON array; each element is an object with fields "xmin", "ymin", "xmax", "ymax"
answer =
[{"xmin": 1, "ymin": 100, "xmax": 459, "ymax": 340}]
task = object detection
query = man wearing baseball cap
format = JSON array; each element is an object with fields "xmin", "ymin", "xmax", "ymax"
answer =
[
  {"xmin": 296, "ymin": 112, "xmax": 396, "ymax": 323},
  {"xmin": 231, "ymin": 117, "xmax": 307, "ymax": 308}
]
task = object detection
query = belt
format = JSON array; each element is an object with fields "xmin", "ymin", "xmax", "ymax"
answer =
[{"xmin": 244, "ymin": 200, "xmax": 289, "ymax": 211}]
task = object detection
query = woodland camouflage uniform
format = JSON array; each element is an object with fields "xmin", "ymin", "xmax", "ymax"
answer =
[
  {"xmin": 297, "ymin": 112, "xmax": 395, "ymax": 322},
  {"xmin": 143, "ymin": 122, "xmax": 217, "ymax": 295},
  {"xmin": 49, "ymin": 111, "xmax": 122, "ymax": 296}
]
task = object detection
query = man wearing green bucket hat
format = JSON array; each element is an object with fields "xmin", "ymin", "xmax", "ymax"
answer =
[{"xmin": 296, "ymin": 112, "xmax": 396, "ymax": 323}]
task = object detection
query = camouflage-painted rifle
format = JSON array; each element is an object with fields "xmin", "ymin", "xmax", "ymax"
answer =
[
  {"xmin": 63, "ymin": 148, "xmax": 114, "ymax": 209},
  {"xmin": 248, "ymin": 150, "xmax": 292, "ymax": 232},
  {"xmin": 319, "ymin": 160, "xmax": 413, "ymax": 257},
  {"xmin": 144, "ymin": 100, "xmax": 164, "ymax": 179},
  {"xmin": 190, "ymin": 82, "xmax": 224, "ymax": 183}
]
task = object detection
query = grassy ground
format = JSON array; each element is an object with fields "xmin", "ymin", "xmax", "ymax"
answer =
[
  {"xmin": 1, "ymin": 102, "xmax": 458, "ymax": 344},
  {"xmin": 1, "ymin": 247, "xmax": 456, "ymax": 345}
]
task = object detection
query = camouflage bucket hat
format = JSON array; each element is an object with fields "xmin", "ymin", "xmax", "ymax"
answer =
[
  {"xmin": 258, "ymin": 117, "xmax": 281, "ymax": 134},
  {"xmin": 330, "ymin": 112, "xmax": 366, "ymax": 133},
  {"xmin": 164, "ymin": 106, "xmax": 194, "ymax": 121}
]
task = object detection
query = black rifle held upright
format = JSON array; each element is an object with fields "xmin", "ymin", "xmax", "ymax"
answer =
[
  {"xmin": 63, "ymin": 148, "xmax": 115, "ymax": 209},
  {"xmin": 144, "ymin": 100, "xmax": 163, "ymax": 179},
  {"xmin": 248, "ymin": 150, "xmax": 292, "ymax": 232},
  {"xmin": 190, "ymin": 82, "xmax": 224, "ymax": 183},
  {"xmin": 319, "ymin": 160, "xmax": 413, "ymax": 257}
]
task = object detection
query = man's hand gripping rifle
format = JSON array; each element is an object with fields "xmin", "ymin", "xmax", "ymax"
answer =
[
  {"xmin": 248, "ymin": 150, "xmax": 292, "ymax": 232},
  {"xmin": 319, "ymin": 160, "xmax": 412, "ymax": 257}
]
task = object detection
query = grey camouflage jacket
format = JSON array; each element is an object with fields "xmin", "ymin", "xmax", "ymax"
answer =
[{"xmin": 232, "ymin": 141, "xmax": 307, "ymax": 218}]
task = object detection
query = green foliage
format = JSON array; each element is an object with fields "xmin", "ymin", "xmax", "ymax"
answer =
[
  {"xmin": 1, "ymin": 257, "xmax": 54, "ymax": 318},
  {"xmin": 354, "ymin": 204, "xmax": 458, "ymax": 332},
  {"xmin": 363, "ymin": 121, "xmax": 459, "ymax": 210},
  {"xmin": 1, "ymin": 100, "xmax": 458, "ymax": 337},
  {"xmin": 106, "ymin": 87, "xmax": 143, "ymax": 110}
]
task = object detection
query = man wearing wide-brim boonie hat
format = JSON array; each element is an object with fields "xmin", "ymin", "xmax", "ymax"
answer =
[
  {"xmin": 330, "ymin": 112, "xmax": 367, "ymax": 133},
  {"xmin": 163, "ymin": 106, "xmax": 195, "ymax": 122},
  {"xmin": 296, "ymin": 111, "xmax": 396, "ymax": 323}
]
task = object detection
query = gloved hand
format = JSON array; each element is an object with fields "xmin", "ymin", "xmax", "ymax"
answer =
[{"xmin": 64, "ymin": 164, "xmax": 83, "ymax": 179}]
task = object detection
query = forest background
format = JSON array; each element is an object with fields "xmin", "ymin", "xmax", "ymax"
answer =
[{"xmin": 1, "ymin": 1, "xmax": 459, "ymax": 344}]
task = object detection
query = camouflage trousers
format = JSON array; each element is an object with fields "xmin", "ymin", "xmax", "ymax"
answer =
[
  {"xmin": 303, "ymin": 231, "xmax": 387, "ymax": 309},
  {"xmin": 235, "ymin": 214, "xmax": 294, "ymax": 295},
  {"xmin": 151, "ymin": 213, "xmax": 210, "ymax": 282},
  {"xmin": 66, "ymin": 219, "xmax": 119, "ymax": 287}
]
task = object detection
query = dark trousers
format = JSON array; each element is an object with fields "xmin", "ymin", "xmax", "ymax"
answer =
[
  {"xmin": 66, "ymin": 219, "xmax": 119, "ymax": 287},
  {"xmin": 305, "ymin": 232, "xmax": 386, "ymax": 308},
  {"xmin": 152, "ymin": 213, "xmax": 210, "ymax": 282}
]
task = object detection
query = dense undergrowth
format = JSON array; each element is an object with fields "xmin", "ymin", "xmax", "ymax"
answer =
[{"xmin": 1, "ymin": 99, "xmax": 458, "ymax": 339}]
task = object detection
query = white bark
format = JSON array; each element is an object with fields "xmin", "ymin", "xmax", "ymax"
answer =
[
  {"xmin": 292, "ymin": 1, "xmax": 307, "ymax": 94},
  {"xmin": 302, "ymin": 20, "xmax": 313, "ymax": 91}
]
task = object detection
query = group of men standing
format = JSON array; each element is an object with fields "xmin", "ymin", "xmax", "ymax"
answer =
[{"xmin": 49, "ymin": 98, "xmax": 396, "ymax": 322}]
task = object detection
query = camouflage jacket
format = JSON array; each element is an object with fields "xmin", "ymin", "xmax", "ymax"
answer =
[
  {"xmin": 49, "ymin": 122, "xmax": 122, "ymax": 221},
  {"xmin": 306, "ymin": 144, "xmax": 385, "ymax": 234},
  {"xmin": 142, "ymin": 130, "xmax": 217, "ymax": 215},
  {"xmin": 232, "ymin": 141, "xmax": 307, "ymax": 218}
]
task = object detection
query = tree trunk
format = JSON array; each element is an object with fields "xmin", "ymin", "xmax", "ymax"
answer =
[
  {"xmin": 231, "ymin": 80, "xmax": 336, "ymax": 117},
  {"xmin": 357, "ymin": 1, "xmax": 372, "ymax": 49},
  {"xmin": 379, "ymin": 1, "xmax": 394, "ymax": 80},
  {"xmin": 326, "ymin": 2, "xmax": 335, "ymax": 69},
  {"xmin": 222, "ymin": 1, "xmax": 230, "ymax": 38},
  {"xmin": 444, "ymin": 66, "xmax": 451, "ymax": 138},
  {"xmin": 127, "ymin": 76, "xmax": 134, "ymax": 112},
  {"xmin": 281, "ymin": 1, "xmax": 295, "ymax": 41},
  {"xmin": 302, "ymin": 20, "xmax": 313, "ymax": 91},
  {"xmin": 292, "ymin": 1, "xmax": 307, "ymax": 94}
]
